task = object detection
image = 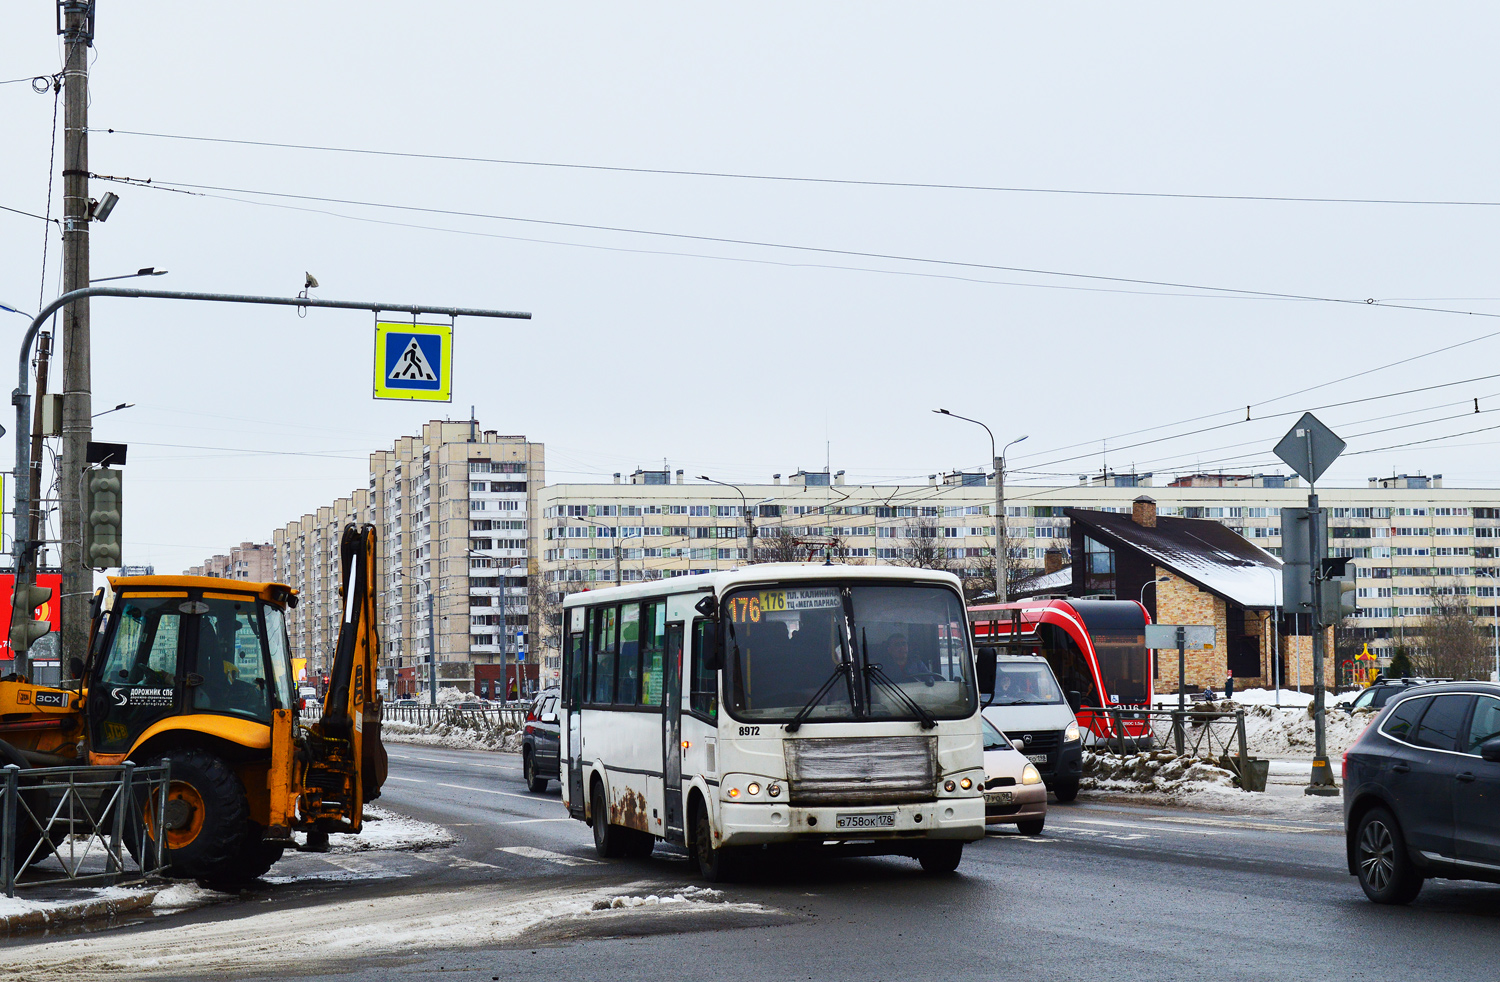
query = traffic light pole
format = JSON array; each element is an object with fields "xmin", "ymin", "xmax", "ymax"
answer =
[
  {"xmin": 1307, "ymin": 487, "xmax": 1337, "ymax": 794},
  {"xmin": 9, "ymin": 286, "xmax": 530, "ymax": 680}
]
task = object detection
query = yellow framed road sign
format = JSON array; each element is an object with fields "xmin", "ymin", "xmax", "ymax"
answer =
[{"xmin": 374, "ymin": 321, "xmax": 453, "ymax": 402}]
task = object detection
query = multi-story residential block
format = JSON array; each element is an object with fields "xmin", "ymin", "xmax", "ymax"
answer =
[
  {"xmin": 534, "ymin": 468, "xmax": 1500, "ymax": 672},
  {"xmin": 273, "ymin": 493, "xmax": 368, "ymax": 679},
  {"xmin": 184, "ymin": 541, "xmax": 275, "ymax": 581}
]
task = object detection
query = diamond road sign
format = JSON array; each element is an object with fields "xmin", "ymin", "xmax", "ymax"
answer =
[
  {"xmin": 1274, "ymin": 412, "xmax": 1345, "ymax": 486},
  {"xmin": 374, "ymin": 321, "xmax": 452, "ymax": 402}
]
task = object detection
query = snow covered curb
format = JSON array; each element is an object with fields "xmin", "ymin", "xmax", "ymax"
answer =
[
  {"xmin": 312, "ymin": 804, "xmax": 456, "ymax": 853},
  {"xmin": 382, "ymin": 718, "xmax": 521, "ymax": 753},
  {"xmin": 0, "ymin": 886, "xmax": 159, "ymax": 934},
  {"xmin": 1083, "ymin": 750, "xmax": 1238, "ymax": 793}
]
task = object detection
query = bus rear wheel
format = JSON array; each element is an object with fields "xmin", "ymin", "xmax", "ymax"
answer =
[
  {"xmin": 591, "ymin": 778, "xmax": 626, "ymax": 859},
  {"xmin": 917, "ymin": 841, "xmax": 963, "ymax": 874}
]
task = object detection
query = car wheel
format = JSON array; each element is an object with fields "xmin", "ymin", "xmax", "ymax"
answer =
[
  {"xmin": 1355, "ymin": 807, "xmax": 1424, "ymax": 905},
  {"xmin": 590, "ymin": 778, "xmax": 626, "ymax": 859},
  {"xmin": 1016, "ymin": 818, "xmax": 1045, "ymax": 836},
  {"xmin": 524, "ymin": 750, "xmax": 548, "ymax": 794},
  {"xmin": 1052, "ymin": 779, "xmax": 1080, "ymax": 803},
  {"xmin": 917, "ymin": 841, "xmax": 963, "ymax": 874}
]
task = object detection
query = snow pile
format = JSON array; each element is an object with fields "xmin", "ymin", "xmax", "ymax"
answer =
[
  {"xmin": 152, "ymin": 882, "xmax": 231, "ymax": 910},
  {"xmin": 1199, "ymin": 701, "xmax": 1375, "ymax": 759},
  {"xmin": 291, "ymin": 804, "xmax": 455, "ymax": 853},
  {"xmin": 382, "ymin": 716, "xmax": 521, "ymax": 753},
  {"xmin": 591, "ymin": 887, "xmax": 724, "ymax": 911},
  {"xmin": 1083, "ymin": 750, "xmax": 1237, "ymax": 793}
]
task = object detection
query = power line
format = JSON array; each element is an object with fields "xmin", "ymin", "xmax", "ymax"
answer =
[
  {"xmin": 0, "ymin": 202, "xmax": 56, "ymax": 223},
  {"xmin": 94, "ymin": 127, "xmax": 1500, "ymax": 209}
]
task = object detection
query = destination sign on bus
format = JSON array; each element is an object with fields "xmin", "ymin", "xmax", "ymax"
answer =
[{"xmin": 728, "ymin": 587, "xmax": 842, "ymax": 622}]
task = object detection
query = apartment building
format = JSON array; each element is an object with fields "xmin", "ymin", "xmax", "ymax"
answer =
[
  {"xmin": 272, "ymin": 492, "xmax": 369, "ymax": 678},
  {"xmin": 534, "ymin": 468, "xmax": 1500, "ymax": 669},
  {"xmin": 185, "ymin": 541, "xmax": 275, "ymax": 581},
  {"xmin": 367, "ymin": 422, "xmax": 544, "ymax": 697}
]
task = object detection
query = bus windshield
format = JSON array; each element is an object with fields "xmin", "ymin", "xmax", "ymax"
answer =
[{"xmin": 724, "ymin": 581, "xmax": 975, "ymax": 724}]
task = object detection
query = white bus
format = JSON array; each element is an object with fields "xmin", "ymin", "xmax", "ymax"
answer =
[{"xmin": 560, "ymin": 564, "xmax": 986, "ymax": 880}]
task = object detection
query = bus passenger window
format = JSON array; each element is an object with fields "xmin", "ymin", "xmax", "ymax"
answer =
[
  {"xmin": 690, "ymin": 619, "xmax": 718, "ymax": 719},
  {"xmin": 639, "ymin": 603, "xmax": 665, "ymax": 706},
  {"xmin": 617, "ymin": 604, "xmax": 641, "ymax": 704},
  {"xmin": 565, "ymin": 632, "xmax": 584, "ymax": 708},
  {"xmin": 590, "ymin": 606, "xmax": 618, "ymax": 704}
]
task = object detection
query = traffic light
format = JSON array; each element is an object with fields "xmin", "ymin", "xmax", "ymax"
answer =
[
  {"xmin": 84, "ymin": 467, "xmax": 123, "ymax": 569},
  {"xmin": 1320, "ymin": 558, "xmax": 1357, "ymax": 623},
  {"xmin": 9, "ymin": 577, "xmax": 54, "ymax": 654}
]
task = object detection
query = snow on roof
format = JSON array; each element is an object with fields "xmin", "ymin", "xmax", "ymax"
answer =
[
  {"xmin": 1011, "ymin": 566, "xmax": 1073, "ymax": 598},
  {"xmin": 1068, "ymin": 510, "xmax": 1282, "ymax": 608}
]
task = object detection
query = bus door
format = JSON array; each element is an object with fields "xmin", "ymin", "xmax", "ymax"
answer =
[
  {"xmin": 662, "ymin": 621, "xmax": 686, "ymax": 844},
  {"xmin": 566, "ymin": 609, "xmax": 586, "ymax": 819}
]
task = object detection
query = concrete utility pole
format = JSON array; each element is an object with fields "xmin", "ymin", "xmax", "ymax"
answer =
[
  {"xmin": 698, "ymin": 476, "xmax": 756, "ymax": 565},
  {"xmin": 933, "ymin": 410, "xmax": 1025, "ymax": 602},
  {"xmin": 58, "ymin": 0, "xmax": 94, "ymax": 675}
]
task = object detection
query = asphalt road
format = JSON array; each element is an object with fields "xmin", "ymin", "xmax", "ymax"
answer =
[{"xmin": 11, "ymin": 744, "xmax": 1500, "ymax": 981}]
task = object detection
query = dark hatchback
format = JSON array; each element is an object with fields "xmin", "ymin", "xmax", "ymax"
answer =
[
  {"xmin": 521, "ymin": 687, "xmax": 561, "ymax": 793},
  {"xmin": 1344, "ymin": 681, "xmax": 1500, "ymax": 904}
]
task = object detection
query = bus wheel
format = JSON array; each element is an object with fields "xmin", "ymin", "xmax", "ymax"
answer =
[
  {"xmin": 590, "ymin": 778, "xmax": 626, "ymax": 859},
  {"xmin": 917, "ymin": 841, "xmax": 963, "ymax": 874},
  {"xmin": 1052, "ymin": 779, "xmax": 1080, "ymax": 803},
  {"xmin": 692, "ymin": 803, "xmax": 739, "ymax": 883},
  {"xmin": 624, "ymin": 829, "xmax": 656, "ymax": 859}
]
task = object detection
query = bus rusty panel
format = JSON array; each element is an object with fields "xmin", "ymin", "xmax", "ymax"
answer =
[{"xmin": 610, "ymin": 785, "xmax": 649, "ymax": 833}]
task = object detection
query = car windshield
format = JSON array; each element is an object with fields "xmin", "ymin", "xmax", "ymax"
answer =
[
  {"xmin": 982, "ymin": 716, "xmax": 1012, "ymax": 750},
  {"xmin": 991, "ymin": 660, "xmax": 1065, "ymax": 705},
  {"xmin": 724, "ymin": 581, "xmax": 975, "ymax": 723}
]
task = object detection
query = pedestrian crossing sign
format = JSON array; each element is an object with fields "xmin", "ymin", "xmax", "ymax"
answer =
[{"xmin": 374, "ymin": 321, "xmax": 452, "ymax": 402}]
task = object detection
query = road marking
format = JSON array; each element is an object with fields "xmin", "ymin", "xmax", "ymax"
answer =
[
  {"xmin": 435, "ymin": 782, "xmax": 543, "ymax": 802},
  {"xmin": 390, "ymin": 752, "xmax": 518, "ymax": 768},
  {"xmin": 321, "ymin": 854, "xmax": 385, "ymax": 874},
  {"xmin": 1144, "ymin": 815, "xmax": 1326, "ymax": 834},
  {"xmin": 387, "ymin": 776, "xmax": 427, "ymax": 783},
  {"xmin": 448, "ymin": 856, "xmax": 501, "ymax": 870},
  {"xmin": 1071, "ymin": 818, "xmax": 1227, "ymax": 836},
  {"xmin": 498, "ymin": 845, "xmax": 603, "ymax": 866},
  {"xmin": 496, "ymin": 817, "xmax": 572, "ymax": 825},
  {"xmin": 1045, "ymin": 825, "xmax": 1153, "ymax": 841}
]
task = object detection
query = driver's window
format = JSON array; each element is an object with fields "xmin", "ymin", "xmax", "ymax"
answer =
[
  {"xmin": 191, "ymin": 599, "xmax": 271, "ymax": 722},
  {"xmin": 1467, "ymin": 696, "xmax": 1500, "ymax": 755},
  {"xmin": 99, "ymin": 599, "xmax": 180, "ymax": 685}
]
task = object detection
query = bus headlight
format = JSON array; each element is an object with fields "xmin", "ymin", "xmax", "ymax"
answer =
[
  {"xmin": 944, "ymin": 780, "xmax": 956, "ymax": 792},
  {"xmin": 747, "ymin": 782, "xmax": 761, "ymax": 797},
  {"xmin": 767, "ymin": 783, "xmax": 782, "ymax": 798},
  {"xmin": 1021, "ymin": 764, "xmax": 1043, "ymax": 785},
  {"xmin": 959, "ymin": 777, "xmax": 973, "ymax": 790},
  {"xmin": 1065, "ymin": 723, "xmax": 1082, "ymax": 744}
]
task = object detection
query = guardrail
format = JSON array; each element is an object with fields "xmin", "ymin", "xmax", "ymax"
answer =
[
  {"xmin": 1, "ymin": 760, "xmax": 172, "ymax": 897},
  {"xmin": 381, "ymin": 704, "xmax": 527, "ymax": 728},
  {"xmin": 1083, "ymin": 706, "xmax": 1264, "ymax": 791}
]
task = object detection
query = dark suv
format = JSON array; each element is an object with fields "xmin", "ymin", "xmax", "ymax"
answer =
[
  {"xmin": 1343, "ymin": 681, "xmax": 1500, "ymax": 904},
  {"xmin": 521, "ymin": 687, "xmax": 561, "ymax": 793},
  {"xmin": 1337, "ymin": 677, "xmax": 1451, "ymax": 712}
]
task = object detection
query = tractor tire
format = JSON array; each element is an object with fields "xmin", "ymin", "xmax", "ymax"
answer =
[
  {"xmin": 0, "ymin": 740, "xmax": 49, "ymax": 870},
  {"xmin": 201, "ymin": 824, "xmax": 285, "ymax": 889},
  {"xmin": 131, "ymin": 749, "xmax": 252, "ymax": 884}
]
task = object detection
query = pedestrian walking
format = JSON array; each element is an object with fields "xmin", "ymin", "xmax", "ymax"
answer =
[{"xmin": 1225, "ymin": 671, "xmax": 1235, "ymax": 699}]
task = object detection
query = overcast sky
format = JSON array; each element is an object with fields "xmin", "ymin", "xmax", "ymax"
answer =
[{"xmin": 5, "ymin": 4, "xmax": 1500, "ymax": 574}]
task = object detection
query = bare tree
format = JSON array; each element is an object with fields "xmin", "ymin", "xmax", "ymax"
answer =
[
  {"xmin": 895, "ymin": 517, "xmax": 957, "ymax": 573},
  {"xmin": 755, "ymin": 526, "xmax": 810, "ymax": 563},
  {"xmin": 1414, "ymin": 588, "xmax": 1492, "ymax": 680},
  {"xmin": 966, "ymin": 547, "xmax": 1046, "ymax": 603}
]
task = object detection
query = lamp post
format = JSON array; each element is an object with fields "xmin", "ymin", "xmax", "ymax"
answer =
[
  {"xmin": 934, "ymin": 410, "xmax": 1027, "ymax": 602},
  {"xmin": 1139, "ymin": 575, "xmax": 1169, "ymax": 607},
  {"xmin": 698, "ymin": 476, "xmax": 770, "ymax": 565}
]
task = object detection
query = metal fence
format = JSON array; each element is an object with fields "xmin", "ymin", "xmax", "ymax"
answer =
[
  {"xmin": 1085, "ymin": 706, "xmax": 1263, "ymax": 790},
  {"xmin": 382, "ymin": 704, "xmax": 527, "ymax": 728},
  {"xmin": 1, "ymin": 760, "xmax": 172, "ymax": 897}
]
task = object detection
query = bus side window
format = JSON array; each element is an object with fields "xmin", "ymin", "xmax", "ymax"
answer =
[
  {"xmin": 565, "ymin": 631, "xmax": 584, "ymax": 709},
  {"xmin": 690, "ymin": 618, "xmax": 718, "ymax": 719},
  {"xmin": 639, "ymin": 602, "xmax": 665, "ymax": 706},
  {"xmin": 590, "ymin": 605, "xmax": 619, "ymax": 705},
  {"xmin": 617, "ymin": 604, "xmax": 641, "ymax": 705}
]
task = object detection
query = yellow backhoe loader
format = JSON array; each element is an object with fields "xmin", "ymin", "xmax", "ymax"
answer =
[{"xmin": 0, "ymin": 523, "xmax": 387, "ymax": 884}]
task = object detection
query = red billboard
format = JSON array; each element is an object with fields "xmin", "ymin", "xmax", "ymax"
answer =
[{"xmin": 0, "ymin": 572, "xmax": 63, "ymax": 665}]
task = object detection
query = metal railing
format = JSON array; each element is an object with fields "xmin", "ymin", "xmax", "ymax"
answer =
[
  {"xmin": 1, "ymin": 760, "xmax": 171, "ymax": 897},
  {"xmin": 1084, "ymin": 706, "xmax": 1259, "ymax": 790},
  {"xmin": 382, "ymin": 704, "xmax": 527, "ymax": 728}
]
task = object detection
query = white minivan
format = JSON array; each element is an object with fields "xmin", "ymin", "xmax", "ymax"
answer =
[{"xmin": 976, "ymin": 652, "xmax": 1084, "ymax": 802}]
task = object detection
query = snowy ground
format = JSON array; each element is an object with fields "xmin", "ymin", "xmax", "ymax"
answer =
[{"xmin": 382, "ymin": 718, "xmax": 521, "ymax": 753}]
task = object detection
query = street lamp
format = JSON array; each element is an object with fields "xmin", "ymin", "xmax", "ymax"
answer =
[
  {"xmin": 570, "ymin": 515, "xmax": 622, "ymax": 584},
  {"xmin": 89, "ymin": 267, "xmax": 167, "ymax": 284},
  {"xmin": 698, "ymin": 476, "xmax": 771, "ymax": 565},
  {"xmin": 1140, "ymin": 575, "xmax": 1170, "ymax": 606},
  {"xmin": 934, "ymin": 410, "xmax": 1027, "ymax": 602}
]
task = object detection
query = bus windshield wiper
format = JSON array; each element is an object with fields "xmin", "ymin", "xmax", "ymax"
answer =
[
  {"xmin": 784, "ymin": 663, "xmax": 849, "ymax": 734},
  {"xmin": 862, "ymin": 630, "xmax": 936, "ymax": 730}
]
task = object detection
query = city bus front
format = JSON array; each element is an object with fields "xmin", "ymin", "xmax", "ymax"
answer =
[{"xmin": 710, "ymin": 570, "xmax": 985, "ymax": 872}]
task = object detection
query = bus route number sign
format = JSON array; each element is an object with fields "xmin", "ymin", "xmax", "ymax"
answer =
[{"xmin": 729, "ymin": 588, "xmax": 841, "ymax": 623}]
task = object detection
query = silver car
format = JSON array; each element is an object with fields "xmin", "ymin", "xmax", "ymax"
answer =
[{"xmin": 982, "ymin": 716, "xmax": 1047, "ymax": 834}]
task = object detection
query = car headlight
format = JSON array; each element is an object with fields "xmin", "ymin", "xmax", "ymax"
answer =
[
  {"xmin": 1065, "ymin": 722, "xmax": 1081, "ymax": 744},
  {"xmin": 1021, "ymin": 764, "xmax": 1043, "ymax": 785}
]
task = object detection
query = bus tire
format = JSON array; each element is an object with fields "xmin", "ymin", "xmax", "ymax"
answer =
[
  {"xmin": 624, "ymin": 829, "xmax": 656, "ymax": 859},
  {"xmin": 1052, "ymin": 779, "xmax": 1080, "ymax": 803},
  {"xmin": 590, "ymin": 777, "xmax": 626, "ymax": 859},
  {"xmin": 692, "ymin": 800, "xmax": 739, "ymax": 883},
  {"xmin": 917, "ymin": 841, "xmax": 963, "ymax": 874}
]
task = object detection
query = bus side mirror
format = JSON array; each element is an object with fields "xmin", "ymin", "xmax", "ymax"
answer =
[
  {"xmin": 1067, "ymin": 690, "xmax": 1083, "ymax": 712},
  {"xmin": 976, "ymin": 648, "xmax": 996, "ymax": 696},
  {"xmin": 701, "ymin": 621, "xmax": 723, "ymax": 671}
]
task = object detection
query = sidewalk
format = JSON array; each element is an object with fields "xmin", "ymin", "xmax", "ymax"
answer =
[{"xmin": 0, "ymin": 886, "xmax": 160, "ymax": 934}]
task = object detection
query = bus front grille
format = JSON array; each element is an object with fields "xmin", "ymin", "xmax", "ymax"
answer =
[{"xmin": 784, "ymin": 736, "xmax": 938, "ymax": 805}]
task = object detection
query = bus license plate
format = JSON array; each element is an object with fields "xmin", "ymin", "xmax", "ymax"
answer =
[
  {"xmin": 836, "ymin": 812, "xmax": 896, "ymax": 830},
  {"xmin": 985, "ymin": 791, "xmax": 1013, "ymax": 805},
  {"xmin": 1026, "ymin": 754, "xmax": 1048, "ymax": 765}
]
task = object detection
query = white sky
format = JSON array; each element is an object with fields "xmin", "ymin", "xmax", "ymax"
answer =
[{"xmin": 5, "ymin": 4, "xmax": 1500, "ymax": 574}]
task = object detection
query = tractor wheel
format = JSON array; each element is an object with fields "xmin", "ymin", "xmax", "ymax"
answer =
[
  {"xmin": 203, "ymin": 824, "xmax": 285, "ymax": 889},
  {"xmin": 132, "ymin": 749, "xmax": 252, "ymax": 884}
]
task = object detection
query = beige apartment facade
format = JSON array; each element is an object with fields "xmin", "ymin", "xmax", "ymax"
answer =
[
  {"xmin": 273, "ymin": 491, "xmax": 370, "ymax": 680},
  {"xmin": 185, "ymin": 541, "xmax": 276, "ymax": 581},
  {"xmin": 534, "ymin": 469, "xmax": 1500, "ymax": 671}
]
